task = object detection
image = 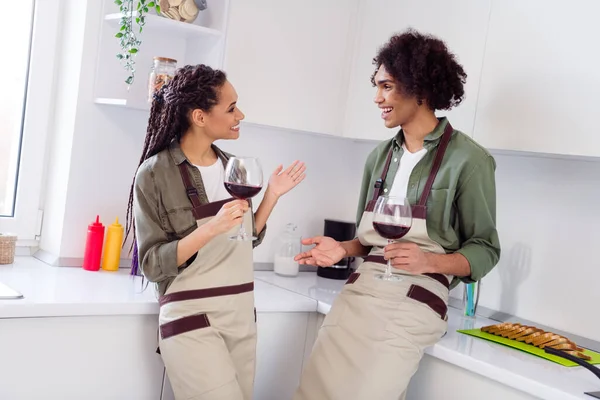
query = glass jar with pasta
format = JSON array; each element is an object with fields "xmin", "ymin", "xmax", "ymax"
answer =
[{"xmin": 148, "ymin": 57, "xmax": 177, "ymax": 102}]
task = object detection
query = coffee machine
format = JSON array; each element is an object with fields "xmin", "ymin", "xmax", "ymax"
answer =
[{"xmin": 317, "ymin": 219, "xmax": 357, "ymax": 280}]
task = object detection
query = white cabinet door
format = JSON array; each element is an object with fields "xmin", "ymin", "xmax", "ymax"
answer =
[
  {"xmin": 160, "ymin": 370, "xmax": 175, "ymax": 400},
  {"xmin": 161, "ymin": 369, "xmax": 176, "ymax": 400},
  {"xmin": 0, "ymin": 315, "xmax": 164, "ymax": 400},
  {"xmin": 224, "ymin": 0, "xmax": 358, "ymax": 136},
  {"xmin": 343, "ymin": 0, "xmax": 491, "ymax": 141},
  {"xmin": 473, "ymin": 0, "xmax": 600, "ymax": 157},
  {"xmin": 254, "ymin": 312, "xmax": 309, "ymax": 400},
  {"xmin": 407, "ymin": 355, "xmax": 538, "ymax": 400}
]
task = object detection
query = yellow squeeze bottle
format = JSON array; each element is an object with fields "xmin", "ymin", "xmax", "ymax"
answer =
[{"xmin": 101, "ymin": 217, "xmax": 124, "ymax": 271}]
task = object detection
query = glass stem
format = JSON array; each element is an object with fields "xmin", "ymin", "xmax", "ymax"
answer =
[{"xmin": 384, "ymin": 239, "xmax": 393, "ymax": 278}]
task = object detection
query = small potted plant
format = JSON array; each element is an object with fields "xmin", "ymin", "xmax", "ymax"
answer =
[{"xmin": 113, "ymin": 0, "xmax": 161, "ymax": 86}]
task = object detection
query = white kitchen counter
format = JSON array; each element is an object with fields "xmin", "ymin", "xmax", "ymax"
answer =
[
  {"xmin": 1, "ymin": 257, "xmax": 598, "ymax": 400},
  {"xmin": 254, "ymin": 270, "xmax": 343, "ymax": 314},
  {"xmin": 0, "ymin": 257, "xmax": 316, "ymax": 318}
]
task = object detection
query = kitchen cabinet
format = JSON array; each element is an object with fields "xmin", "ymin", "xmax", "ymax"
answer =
[
  {"xmin": 161, "ymin": 371, "xmax": 175, "ymax": 400},
  {"xmin": 0, "ymin": 311, "xmax": 310, "ymax": 400},
  {"xmin": 406, "ymin": 355, "xmax": 538, "ymax": 400},
  {"xmin": 224, "ymin": 0, "xmax": 359, "ymax": 136},
  {"xmin": 302, "ymin": 312, "xmax": 325, "ymax": 363},
  {"xmin": 472, "ymin": 0, "xmax": 600, "ymax": 157},
  {"xmin": 0, "ymin": 315, "xmax": 165, "ymax": 400},
  {"xmin": 254, "ymin": 312, "xmax": 310, "ymax": 399},
  {"xmin": 343, "ymin": 0, "xmax": 491, "ymax": 141}
]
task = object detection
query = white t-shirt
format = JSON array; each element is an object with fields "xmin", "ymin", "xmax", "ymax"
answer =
[
  {"xmin": 388, "ymin": 144, "xmax": 428, "ymax": 198},
  {"xmin": 194, "ymin": 159, "xmax": 230, "ymax": 203}
]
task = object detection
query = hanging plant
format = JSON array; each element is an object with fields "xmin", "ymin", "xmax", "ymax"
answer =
[{"xmin": 114, "ymin": 0, "xmax": 161, "ymax": 86}]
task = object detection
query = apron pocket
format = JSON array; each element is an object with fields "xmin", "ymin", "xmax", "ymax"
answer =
[
  {"xmin": 160, "ymin": 313, "xmax": 211, "ymax": 340},
  {"xmin": 346, "ymin": 272, "xmax": 360, "ymax": 284},
  {"xmin": 384, "ymin": 292, "xmax": 448, "ymax": 349},
  {"xmin": 406, "ymin": 284, "xmax": 447, "ymax": 320},
  {"xmin": 158, "ymin": 316, "xmax": 240, "ymax": 399}
]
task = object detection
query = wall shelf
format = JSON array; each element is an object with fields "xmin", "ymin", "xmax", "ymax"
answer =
[
  {"xmin": 93, "ymin": 0, "xmax": 230, "ymax": 112},
  {"xmin": 104, "ymin": 13, "xmax": 222, "ymax": 41},
  {"xmin": 94, "ymin": 97, "xmax": 149, "ymax": 111}
]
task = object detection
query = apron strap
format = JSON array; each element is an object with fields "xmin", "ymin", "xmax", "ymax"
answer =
[
  {"xmin": 411, "ymin": 122, "xmax": 453, "ymax": 218},
  {"xmin": 371, "ymin": 147, "xmax": 395, "ymax": 203},
  {"xmin": 417, "ymin": 122, "xmax": 454, "ymax": 207},
  {"xmin": 368, "ymin": 122, "xmax": 454, "ymax": 218},
  {"xmin": 177, "ymin": 163, "xmax": 203, "ymax": 210}
]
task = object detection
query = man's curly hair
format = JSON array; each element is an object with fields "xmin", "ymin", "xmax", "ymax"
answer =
[{"xmin": 371, "ymin": 29, "xmax": 467, "ymax": 111}]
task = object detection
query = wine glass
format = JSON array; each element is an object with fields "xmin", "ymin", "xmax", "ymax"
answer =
[
  {"xmin": 372, "ymin": 195, "xmax": 412, "ymax": 281},
  {"xmin": 224, "ymin": 156, "xmax": 264, "ymax": 241}
]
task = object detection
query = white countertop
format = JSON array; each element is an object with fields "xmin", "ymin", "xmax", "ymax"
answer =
[
  {"xmin": 433, "ymin": 310, "xmax": 599, "ymax": 400},
  {"xmin": 1, "ymin": 257, "xmax": 598, "ymax": 399},
  {"xmin": 254, "ymin": 270, "xmax": 342, "ymax": 314},
  {"xmin": 0, "ymin": 257, "xmax": 315, "ymax": 318}
]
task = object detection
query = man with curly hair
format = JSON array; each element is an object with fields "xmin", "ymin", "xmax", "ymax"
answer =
[{"xmin": 294, "ymin": 29, "xmax": 501, "ymax": 399}]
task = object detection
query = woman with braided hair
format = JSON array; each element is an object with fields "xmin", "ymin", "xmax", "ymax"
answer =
[{"xmin": 126, "ymin": 64, "xmax": 306, "ymax": 399}]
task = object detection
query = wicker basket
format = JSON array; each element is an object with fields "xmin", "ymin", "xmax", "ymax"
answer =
[{"xmin": 0, "ymin": 233, "xmax": 17, "ymax": 264}]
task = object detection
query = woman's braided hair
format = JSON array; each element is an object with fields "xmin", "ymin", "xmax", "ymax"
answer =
[{"xmin": 125, "ymin": 64, "xmax": 227, "ymax": 275}]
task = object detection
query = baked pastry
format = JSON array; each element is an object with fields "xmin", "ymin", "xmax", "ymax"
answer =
[{"xmin": 480, "ymin": 323, "xmax": 591, "ymax": 361}]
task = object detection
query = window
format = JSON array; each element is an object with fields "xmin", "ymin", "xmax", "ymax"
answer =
[
  {"xmin": 0, "ymin": 1, "xmax": 60, "ymax": 244},
  {"xmin": 0, "ymin": 1, "xmax": 34, "ymax": 217}
]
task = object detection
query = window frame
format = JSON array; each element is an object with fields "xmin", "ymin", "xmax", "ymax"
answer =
[{"xmin": 0, "ymin": 0, "xmax": 61, "ymax": 245}]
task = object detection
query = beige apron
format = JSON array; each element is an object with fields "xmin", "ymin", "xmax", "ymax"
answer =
[
  {"xmin": 157, "ymin": 164, "xmax": 257, "ymax": 400},
  {"xmin": 294, "ymin": 123, "xmax": 454, "ymax": 400}
]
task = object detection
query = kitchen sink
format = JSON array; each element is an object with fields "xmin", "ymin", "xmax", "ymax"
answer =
[{"xmin": 0, "ymin": 281, "xmax": 23, "ymax": 299}]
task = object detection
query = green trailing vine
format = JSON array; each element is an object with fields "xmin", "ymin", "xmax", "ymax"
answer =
[{"xmin": 114, "ymin": 0, "xmax": 161, "ymax": 86}]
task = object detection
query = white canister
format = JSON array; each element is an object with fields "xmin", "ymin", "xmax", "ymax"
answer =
[{"xmin": 273, "ymin": 223, "xmax": 301, "ymax": 277}]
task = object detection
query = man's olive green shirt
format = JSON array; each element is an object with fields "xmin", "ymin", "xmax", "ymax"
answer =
[{"xmin": 357, "ymin": 117, "xmax": 501, "ymax": 288}]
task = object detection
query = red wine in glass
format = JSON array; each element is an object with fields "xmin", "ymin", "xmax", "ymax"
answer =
[
  {"xmin": 372, "ymin": 222, "xmax": 410, "ymax": 240},
  {"xmin": 224, "ymin": 183, "xmax": 263, "ymax": 200},
  {"xmin": 372, "ymin": 195, "xmax": 412, "ymax": 281},
  {"xmin": 224, "ymin": 156, "xmax": 264, "ymax": 241}
]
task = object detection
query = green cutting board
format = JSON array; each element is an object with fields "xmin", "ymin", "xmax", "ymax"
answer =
[{"xmin": 457, "ymin": 328, "xmax": 600, "ymax": 367}]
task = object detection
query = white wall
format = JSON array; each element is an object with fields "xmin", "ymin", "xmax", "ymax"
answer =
[
  {"xmin": 36, "ymin": 0, "xmax": 375, "ymax": 265},
  {"xmin": 49, "ymin": 110, "xmax": 374, "ymax": 262},
  {"xmin": 39, "ymin": 0, "xmax": 89, "ymax": 256},
  {"xmin": 473, "ymin": 152, "xmax": 600, "ymax": 342},
  {"xmin": 218, "ymin": 125, "xmax": 373, "ymax": 262}
]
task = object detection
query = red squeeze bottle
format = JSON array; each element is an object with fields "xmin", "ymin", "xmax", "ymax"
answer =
[{"xmin": 82, "ymin": 215, "xmax": 105, "ymax": 271}]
